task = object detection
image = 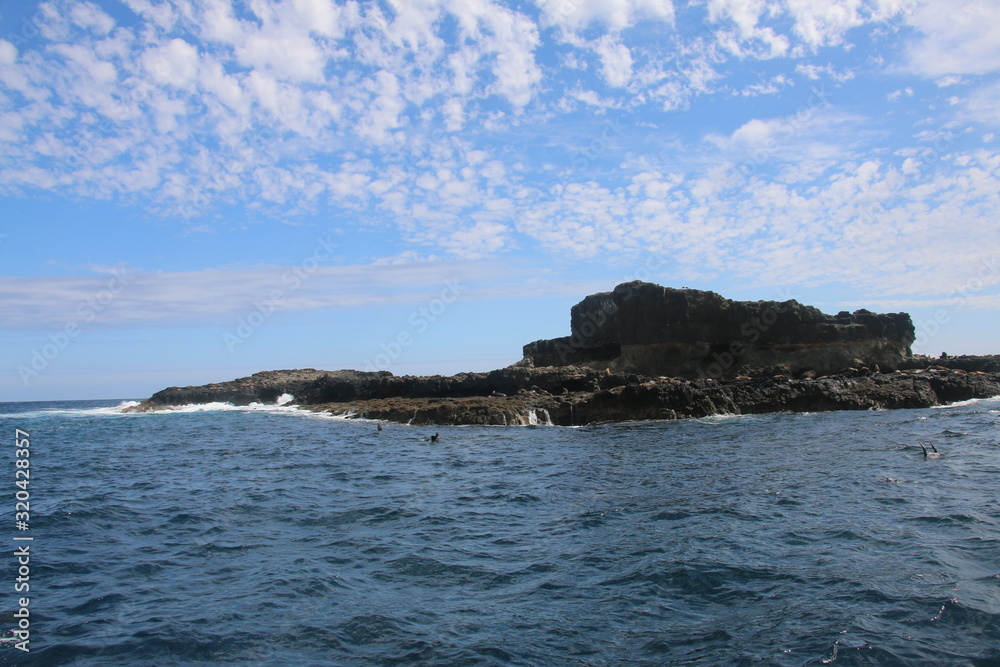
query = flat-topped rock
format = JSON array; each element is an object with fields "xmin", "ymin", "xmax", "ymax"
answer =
[{"xmin": 521, "ymin": 282, "xmax": 915, "ymax": 379}]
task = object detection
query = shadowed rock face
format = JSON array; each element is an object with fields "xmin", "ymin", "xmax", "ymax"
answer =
[{"xmin": 521, "ymin": 282, "xmax": 916, "ymax": 379}]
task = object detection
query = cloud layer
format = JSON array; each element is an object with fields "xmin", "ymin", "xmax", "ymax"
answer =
[{"xmin": 2, "ymin": 0, "xmax": 1000, "ymax": 307}]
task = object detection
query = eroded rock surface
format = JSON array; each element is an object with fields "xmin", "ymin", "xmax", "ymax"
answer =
[
  {"xmin": 522, "ymin": 282, "xmax": 915, "ymax": 379},
  {"xmin": 126, "ymin": 284, "xmax": 1000, "ymax": 425}
]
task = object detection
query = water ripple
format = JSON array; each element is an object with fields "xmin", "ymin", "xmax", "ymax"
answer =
[{"xmin": 3, "ymin": 400, "xmax": 1000, "ymax": 665}]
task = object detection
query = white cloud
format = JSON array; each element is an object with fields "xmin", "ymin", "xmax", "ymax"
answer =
[
  {"xmin": 2, "ymin": 0, "xmax": 993, "ymax": 291},
  {"xmin": 964, "ymin": 80, "xmax": 1000, "ymax": 127},
  {"xmin": 935, "ymin": 75, "xmax": 964, "ymax": 88},
  {"xmin": 704, "ymin": 107, "xmax": 851, "ymax": 175},
  {"xmin": 52, "ymin": 43, "xmax": 118, "ymax": 84},
  {"xmin": 69, "ymin": 1, "xmax": 116, "ymax": 35},
  {"xmin": 236, "ymin": 24, "xmax": 330, "ymax": 83},
  {"xmin": 142, "ymin": 38, "xmax": 199, "ymax": 88},
  {"xmin": 0, "ymin": 40, "xmax": 16, "ymax": 65},
  {"xmin": 595, "ymin": 36, "xmax": 633, "ymax": 87},
  {"xmin": 538, "ymin": 0, "xmax": 675, "ymax": 33},
  {"xmin": 199, "ymin": 0, "xmax": 245, "ymax": 44},
  {"xmin": 120, "ymin": 0, "xmax": 178, "ymax": 31},
  {"xmin": 509, "ymin": 147, "xmax": 1000, "ymax": 296},
  {"xmin": 290, "ymin": 0, "xmax": 349, "ymax": 38},
  {"xmin": 707, "ymin": 0, "xmax": 903, "ymax": 57},
  {"xmin": 886, "ymin": 86, "xmax": 913, "ymax": 102},
  {"xmin": 355, "ymin": 70, "xmax": 405, "ymax": 143},
  {"xmin": 708, "ymin": 0, "xmax": 790, "ymax": 58},
  {"xmin": 784, "ymin": 0, "xmax": 865, "ymax": 50},
  {"xmin": 795, "ymin": 62, "xmax": 855, "ymax": 82},
  {"xmin": 904, "ymin": 0, "xmax": 1000, "ymax": 76},
  {"xmin": 479, "ymin": 4, "xmax": 542, "ymax": 109},
  {"xmin": 726, "ymin": 117, "xmax": 780, "ymax": 149},
  {"xmin": 0, "ymin": 260, "xmax": 513, "ymax": 329}
]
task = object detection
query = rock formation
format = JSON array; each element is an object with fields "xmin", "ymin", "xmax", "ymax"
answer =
[
  {"xmin": 126, "ymin": 282, "xmax": 1000, "ymax": 426},
  {"xmin": 128, "ymin": 364, "xmax": 1000, "ymax": 426},
  {"xmin": 521, "ymin": 282, "xmax": 915, "ymax": 379}
]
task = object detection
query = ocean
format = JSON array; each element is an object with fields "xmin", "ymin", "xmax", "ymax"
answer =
[{"xmin": 0, "ymin": 397, "xmax": 998, "ymax": 666}]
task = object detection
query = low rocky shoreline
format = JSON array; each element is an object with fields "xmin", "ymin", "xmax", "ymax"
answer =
[
  {"xmin": 126, "ymin": 356, "xmax": 1000, "ymax": 426},
  {"xmin": 125, "ymin": 283, "xmax": 1000, "ymax": 426}
]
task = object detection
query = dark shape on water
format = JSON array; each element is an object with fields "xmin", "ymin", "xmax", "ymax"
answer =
[
  {"xmin": 377, "ymin": 423, "xmax": 383, "ymax": 431},
  {"xmin": 430, "ymin": 432, "xmax": 440, "ymax": 443},
  {"xmin": 919, "ymin": 441, "xmax": 941, "ymax": 459}
]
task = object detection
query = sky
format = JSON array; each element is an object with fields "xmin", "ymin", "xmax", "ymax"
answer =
[{"xmin": 2, "ymin": 0, "xmax": 1000, "ymax": 401}]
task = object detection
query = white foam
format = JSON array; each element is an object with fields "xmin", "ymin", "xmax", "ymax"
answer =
[
  {"xmin": 0, "ymin": 400, "xmax": 141, "ymax": 419},
  {"xmin": 147, "ymin": 401, "xmax": 304, "ymax": 415},
  {"xmin": 527, "ymin": 408, "xmax": 553, "ymax": 426},
  {"xmin": 932, "ymin": 395, "xmax": 1000, "ymax": 410},
  {"xmin": 692, "ymin": 413, "xmax": 746, "ymax": 424},
  {"xmin": 276, "ymin": 393, "xmax": 295, "ymax": 406},
  {"xmin": 303, "ymin": 408, "xmax": 358, "ymax": 421}
]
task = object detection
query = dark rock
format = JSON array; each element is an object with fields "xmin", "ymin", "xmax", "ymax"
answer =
[
  {"xmin": 128, "ymin": 365, "xmax": 1000, "ymax": 426},
  {"xmin": 126, "ymin": 283, "xmax": 1000, "ymax": 426},
  {"xmin": 522, "ymin": 282, "xmax": 915, "ymax": 379},
  {"xmin": 900, "ymin": 354, "xmax": 1000, "ymax": 374},
  {"xmin": 132, "ymin": 369, "xmax": 334, "ymax": 409}
]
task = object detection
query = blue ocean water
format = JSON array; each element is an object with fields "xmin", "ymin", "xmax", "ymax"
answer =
[{"xmin": 0, "ymin": 397, "xmax": 999, "ymax": 666}]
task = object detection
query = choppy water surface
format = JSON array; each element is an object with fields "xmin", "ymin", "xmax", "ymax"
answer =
[{"xmin": 1, "ymin": 398, "xmax": 999, "ymax": 665}]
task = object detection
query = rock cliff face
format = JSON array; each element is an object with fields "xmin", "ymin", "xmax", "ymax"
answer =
[
  {"xmin": 521, "ymin": 282, "xmax": 915, "ymax": 379},
  {"xmin": 127, "ymin": 283, "xmax": 1000, "ymax": 426}
]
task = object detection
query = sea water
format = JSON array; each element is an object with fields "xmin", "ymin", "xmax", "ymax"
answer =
[{"xmin": 0, "ymin": 397, "xmax": 998, "ymax": 666}]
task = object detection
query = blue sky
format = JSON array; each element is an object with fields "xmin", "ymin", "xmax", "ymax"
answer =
[{"xmin": 3, "ymin": 0, "xmax": 1000, "ymax": 401}]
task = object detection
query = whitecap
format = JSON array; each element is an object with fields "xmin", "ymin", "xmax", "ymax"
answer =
[
  {"xmin": 0, "ymin": 400, "xmax": 142, "ymax": 419},
  {"xmin": 931, "ymin": 395, "xmax": 1000, "ymax": 409},
  {"xmin": 142, "ymin": 401, "xmax": 305, "ymax": 415},
  {"xmin": 692, "ymin": 413, "xmax": 746, "ymax": 424}
]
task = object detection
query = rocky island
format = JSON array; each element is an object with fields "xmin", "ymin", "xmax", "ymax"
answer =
[{"xmin": 127, "ymin": 282, "xmax": 1000, "ymax": 425}]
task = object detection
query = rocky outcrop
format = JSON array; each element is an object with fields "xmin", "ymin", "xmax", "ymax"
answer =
[
  {"xmin": 127, "ymin": 364, "xmax": 1000, "ymax": 425},
  {"xmin": 521, "ymin": 282, "xmax": 915, "ymax": 379},
  {"xmin": 901, "ymin": 354, "xmax": 1000, "ymax": 374},
  {"xmin": 127, "ymin": 283, "xmax": 1000, "ymax": 426},
  {"xmin": 135, "ymin": 369, "xmax": 333, "ymax": 408},
  {"xmin": 129, "ymin": 366, "xmax": 643, "ymax": 411}
]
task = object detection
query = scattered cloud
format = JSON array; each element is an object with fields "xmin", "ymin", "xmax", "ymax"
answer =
[
  {"xmin": 537, "ymin": 0, "xmax": 675, "ymax": 33},
  {"xmin": 0, "ymin": 260, "xmax": 520, "ymax": 329},
  {"xmin": 963, "ymin": 80, "xmax": 1000, "ymax": 127},
  {"xmin": 595, "ymin": 35, "xmax": 633, "ymax": 88},
  {"xmin": 904, "ymin": 0, "xmax": 1000, "ymax": 77},
  {"xmin": 1, "ymin": 0, "xmax": 997, "ymax": 308},
  {"xmin": 887, "ymin": 86, "xmax": 913, "ymax": 102}
]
